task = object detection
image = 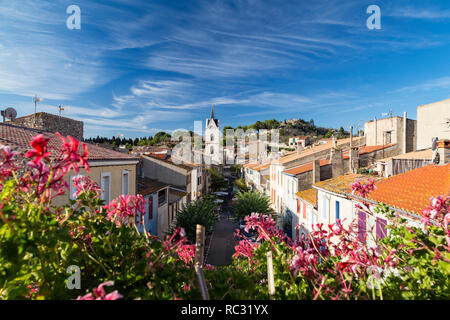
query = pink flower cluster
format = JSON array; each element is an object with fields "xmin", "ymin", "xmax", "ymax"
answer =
[
  {"xmin": 72, "ymin": 175, "xmax": 101, "ymax": 198},
  {"xmin": 25, "ymin": 284, "xmax": 40, "ymax": 299},
  {"xmin": 421, "ymin": 195, "xmax": 450, "ymax": 248},
  {"xmin": 104, "ymin": 194, "xmax": 146, "ymax": 227},
  {"xmin": 176, "ymin": 244, "xmax": 196, "ymax": 264},
  {"xmin": 243, "ymin": 212, "xmax": 287, "ymax": 242},
  {"xmin": 76, "ymin": 281, "xmax": 123, "ymax": 300},
  {"xmin": 0, "ymin": 133, "xmax": 91, "ymax": 203},
  {"xmin": 0, "ymin": 145, "xmax": 18, "ymax": 180},
  {"xmin": 351, "ymin": 179, "xmax": 376, "ymax": 198}
]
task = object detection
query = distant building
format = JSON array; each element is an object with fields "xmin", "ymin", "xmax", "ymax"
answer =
[
  {"xmin": 417, "ymin": 98, "xmax": 450, "ymax": 150},
  {"xmin": 205, "ymin": 105, "xmax": 221, "ymax": 165},
  {"xmin": 140, "ymin": 153, "xmax": 205, "ymax": 203},
  {"xmin": 137, "ymin": 177, "xmax": 187, "ymax": 239},
  {"xmin": 288, "ymin": 136, "xmax": 309, "ymax": 148},
  {"xmin": 364, "ymin": 112, "xmax": 416, "ymax": 154},
  {"xmin": 10, "ymin": 112, "xmax": 84, "ymax": 141}
]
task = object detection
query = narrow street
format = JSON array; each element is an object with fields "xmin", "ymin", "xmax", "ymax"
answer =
[{"xmin": 205, "ymin": 167, "xmax": 239, "ymax": 266}]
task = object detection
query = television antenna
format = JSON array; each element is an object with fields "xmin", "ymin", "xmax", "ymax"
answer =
[
  {"xmin": 1, "ymin": 107, "xmax": 17, "ymax": 122},
  {"xmin": 57, "ymin": 104, "xmax": 65, "ymax": 117},
  {"xmin": 381, "ymin": 109, "xmax": 392, "ymax": 118},
  {"xmin": 33, "ymin": 95, "xmax": 42, "ymax": 116}
]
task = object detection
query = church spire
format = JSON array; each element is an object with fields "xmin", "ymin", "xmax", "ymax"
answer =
[{"xmin": 211, "ymin": 104, "xmax": 215, "ymax": 119}]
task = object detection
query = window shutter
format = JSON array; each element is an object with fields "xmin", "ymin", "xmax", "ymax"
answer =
[
  {"xmin": 357, "ymin": 211, "xmax": 367, "ymax": 244},
  {"xmin": 376, "ymin": 217, "xmax": 387, "ymax": 241},
  {"xmin": 336, "ymin": 201, "xmax": 340, "ymax": 221},
  {"xmin": 302, "ymin": 202, "xmax": 306, "ymax": 219},
  {"xmin": 148, "ymin": 196, "xmax": 153, "ymax": 220}
]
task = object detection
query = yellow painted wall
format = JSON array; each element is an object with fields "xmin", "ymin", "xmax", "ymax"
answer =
[{"xmin": 52, "ymin": 164, "xmax": 137, "ymax": 206}]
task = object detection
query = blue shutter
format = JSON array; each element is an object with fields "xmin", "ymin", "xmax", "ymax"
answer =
[{"xmin": 336, "ymin": 201, "xmax": 340, "ymax": 221}]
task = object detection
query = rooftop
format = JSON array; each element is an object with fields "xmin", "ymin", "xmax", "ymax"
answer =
[
  {"xmin": 137, "ymin": 177, "xmax": 169, "ymax": 196},
  {"xmin": 378, "ymin": 148, "xmax": 433, "ymax": 162},
  {"xmin": 283, "ymin": 159, "xmax": 330, "ymax": 176},
  {"xmin": 342, "ymin": 144, "xmax": 394, "ymax": 159},
  {"xmin": 144, "ymin": 153, "xmax": 195, "ymax": 171},
  {"xmin": 313, "ymin": 173, "xmax": 383, "ymax": 195},
  {"xmin": 0, "ymin": 123, "xmax": 138, "ymax": 161},
  {"xmin": 275, "ymin": 137, "xmax": 363, "ymax": 166},
  {"xmin": 367, "ymin": 164, "xmax": 450, "ymax": 215},
  {"xmin": 295, "ymin": 188, "xmax": 318, "ymax": 208}
]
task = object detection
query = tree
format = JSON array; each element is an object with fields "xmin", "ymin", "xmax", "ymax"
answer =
[
  {"xmin": 174, "ymin": 198, "xmax": 219, "ymax": 242},
  {"xmin": 210, "ymin": 167, "xmax": 228, "ymax": 192},
  {"xmin": 233, "ymin": 177, "xmax": 248, "ymax": 193},
  {"xmin": 232, "ymin": 191, "xmax": 274, "ymax": 221}
]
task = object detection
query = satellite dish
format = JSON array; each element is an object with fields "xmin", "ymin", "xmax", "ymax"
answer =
[{"xmin": 5, "ymin": 107, "xmax": 17, "ymax": 120}]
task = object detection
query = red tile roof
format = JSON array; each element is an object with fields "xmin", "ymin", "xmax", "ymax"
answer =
[
  {"xmin": 367, "ymin": 164, "xmax": 450, "ymax": 215},
  {"xmin": 283, "ymin": 159, "xmax": 330, "ymax": 176},
  {"xmin": 342, "ymin": 144, "xmax": 394, "ymax": 159},
  {"xmin": 0, "ymin": 123, "xmax": 138, "ymax": 161}
]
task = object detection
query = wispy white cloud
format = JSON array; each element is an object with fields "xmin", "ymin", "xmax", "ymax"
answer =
[{"xmin": 394, "ymin": 77, "xmax": 450, "ymax": 93}]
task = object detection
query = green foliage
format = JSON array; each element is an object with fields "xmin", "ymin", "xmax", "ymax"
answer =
[
  {"xmin": 173, "ymin": 198, "xmax": 219, "ymax": 243},
  {"xmin": 210, "ymin": 167, "xmax": 228, "ymax": 192},
  {"xmin": 233, "ymin": 178, "xmax": 249, "ymax": 193},
  {"xmin": 232, "ymin": 191, "xmax": 273, "ymax": 221},
  {"xmin": 230, "ymin": 164, "xmax": 242, "ymax": 177},
  {"xmin": 0, "ymin": 185, "xmax": 201, "ymax": 300}
]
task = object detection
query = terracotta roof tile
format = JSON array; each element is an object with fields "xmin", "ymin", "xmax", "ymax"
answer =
[
  {"xmin": 276, "ymin": 137, "xmax": 363, "ymax": 165},
  {"xmin": 0, "ymin": 123, "xmax": 138, "ymax": 161},
  {"xmin": 283, "ymin": 159, "xmax": 330, "ymax": 176},
  {"xmin": 368, "ymin": 164, "xmax": 450, "ymax": 215}
]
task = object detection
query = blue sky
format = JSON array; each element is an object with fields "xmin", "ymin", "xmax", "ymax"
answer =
[{"xmin": 0, "ymin": 0, "xmax": 449, "ymax": 138}]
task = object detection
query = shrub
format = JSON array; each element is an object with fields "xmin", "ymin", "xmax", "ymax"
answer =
[
  {"xmin": 233, "ymin": 191, "xmax": 273, "ymax": 221},
  {"xmin": 173, "ymin": 198, "xmax": 219, "ymax": 242}
]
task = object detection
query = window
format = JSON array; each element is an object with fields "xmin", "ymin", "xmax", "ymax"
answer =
[
  {"xmin": 210, "ymin": 146, "xmax": 214, "ymax": 154},
  {"xmin": 303, "ymin": 203, "xmax": 306, "ymax": 219},
  {"xmin": 101, "ymin": 172, "xmax": 111, "ymax": 204},
  {"xmin": 210, "ymin": 134, "xmax": 214, "ymax": 142},
  {"xmin": 158, "ymin": 189, "xmax": 166, "ymax": 207},
  {"xmin": 122, "ymin": 170, "xmax": 129, "ymax": 195},
  {"xmin": 297, "ymin": 199, "xmax": 301, "ymax": 214},
  {"xmin": 322, "ymin": 196, "xmax": 327, "ymax": 220},
  {"xmin": 69, "ymin": 174, "xmax": 84, "ymax": 200},
  {"xmin": 197, "ymin": 176, "xmax": 201, "ymax": 186},
  {"xmin": 335, "ymin": 201, "xmax": 340, "ymax": 221}
]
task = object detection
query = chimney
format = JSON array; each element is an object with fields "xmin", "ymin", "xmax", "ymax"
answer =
[
  {"xmin": 350, "ymin": 126, "xmax": 353, "ymax": 148},
  {"xmin": 374, "ymin": 117, "xmax": 377, "ymax": 145},
  {"xmin": 330, "ymin": 147, "xmax": 344, "ymax": 177},
  {"xmin": 297, "ymin": 141, "xmax": 303, "ymax": 155},
  {"xmin": 403, "ymin": 111, "xmax": 407, "ymax": 154},
  {"xmin": 437, "ymin": 139, "xmax": 450, "ymax": 164},
  {"xmin": 349, "ymin": 147, "xmax": 360, "ymax": 173},
  {"xmin": 313, "ymin": 159, "xmax": 321, "ymax": 183}
]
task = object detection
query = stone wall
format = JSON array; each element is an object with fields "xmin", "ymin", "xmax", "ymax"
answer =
[{"xmin": 11, "ymin": 112, "xmax": 83, "ymax": 141}]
